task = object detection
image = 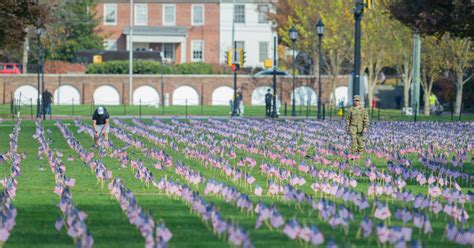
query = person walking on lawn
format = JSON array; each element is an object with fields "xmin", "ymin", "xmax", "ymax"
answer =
[{"xmin": 345, "ymin": 95, "xmax": 369, "ymax": 154}]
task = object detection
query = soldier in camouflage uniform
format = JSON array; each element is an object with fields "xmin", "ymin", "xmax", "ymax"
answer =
[{"xmin": 345, "ymin": 95, "xmax": 370, "ymax": 153}]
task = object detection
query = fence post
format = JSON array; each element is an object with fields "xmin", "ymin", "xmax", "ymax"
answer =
[
  {"xmin": 29, "ymin": 98, "xmax": 32, "ymax": 119},
  {"xmin": 414, "ymin": 102, "xmax": 418, "ymax": 123},
  {"xmin": 72, "ymin": 98, "xmax": 75, "ymax": 116},
  {"xmin": 306, "ymin": 104, "xmax": 309, "ymax": 118},
  {"xmin": 123, "ymin": 104, "xmax": 126, "ymax": 116},
  {"xmin": 185, "ymin": 99, "xmax": 188, "ymax": 118},
  {"xmin": 459, "ymin": 102, "xmax": 463, "ymax": 121},
  {"xmin": 341, "ymin": 106, "xmax": 345, "ymax": 120},
  {"xmin": 451, "ymin": 102, "xmax": 454, "ymax": 121},
  {"xmin": 139, "ymin": 99, "xmax": 142, "ymax": 119},
  {"xmin": 322, "ymin": 104, "xmax": 326, "ymax": 120},
  {"xmin": 284, "ymin": 103, "xmax": 287, "ymax": 116},
  {"xmin": 378, "ymin": 102, "xmax": 381, "ymax": 122},
  {"xmin": 299, "ymin": 104, "xmax": 302, "ymax": 116},
  {"xmin": 329, "ymin": 104, "xmax": 332, "ymax": 120}
]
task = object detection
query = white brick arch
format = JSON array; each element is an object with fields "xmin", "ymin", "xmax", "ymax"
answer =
[
  {"xmin": 54, "ymin": 85, "xmax": 81, "ymax": 105},
  {"xmin": 172, "ymin": 86, "xmax": 199, "ymax": 105},
  {"xmin": 212, "ymin": 86, "xmax": 234, "ymax": 106},
  {"xmin": 290, "ymin": 86, "xmax": 317, "ymax": 106},
  {"xmin": 332, "ymin": 86, "xmax": 349, "ymax": 106},
  {"xmin": 251, "ymin": 86, "xmax": 272, "ymax": 106},
  {"xmin": 15, "ymin": 85, "xmax": 38, "ymax": 105},
  {"xmin": 93, "ymin": 85, "xmax": 120, "ymax": 105},
  {"xmin": 133, "ymin": 85, "xmax": 160, "ymax": 106}
]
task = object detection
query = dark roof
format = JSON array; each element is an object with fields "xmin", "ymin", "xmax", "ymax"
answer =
[{"xmin": 123, "ymin": 26, "xmax": 188, "ymax": 36}]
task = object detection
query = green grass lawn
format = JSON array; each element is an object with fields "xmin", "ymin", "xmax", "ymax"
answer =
[
  {"xmin": 0, "ymin": 119, "xmax": 472, "ymax": 247},
  {"xmin": 1, "ymin": 104, "xmax": 472, "ymax": 121}
]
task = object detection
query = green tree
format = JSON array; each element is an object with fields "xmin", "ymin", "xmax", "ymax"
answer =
[
  {"xmin": 420, "ymin": 36, "xmax": 445, "ymax": 115},
  {"xmin": 390, "ymin": 21, "xmax": 413, "ymax": 110},
  {"xmin": 387, "ymin": 0, "xmax": 473, "ymax": 38},
  {"xmin": 48, "ymin": 0, "xmax": 103, "ymax": 61},
  {"xmin": 361, "ymin": 3, "xmax": 397, "ymax": 108},
  {"xmin": 441, "ymin": 35, "xmax": 472, "ymax": 115},
  {"xmin": 270, "ymin": 0, "xmax": 353, "ymax": 104},
  {"xmin": 0, "ymin": 0, "xmax": 51, "ymax": 58}
]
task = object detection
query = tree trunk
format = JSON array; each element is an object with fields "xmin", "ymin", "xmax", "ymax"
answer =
[
  {"xmin": 455, "ymin": 77, "xmax": 463, "ymax": 116},
  {"xmin": 403, "ymin": 62, "xmax": 411, "ymax": 110},
  {"xmin": 424, "ymin": 90, "xmax": 430, "ymax": 116}
]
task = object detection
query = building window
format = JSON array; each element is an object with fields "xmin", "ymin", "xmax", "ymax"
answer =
[
  {"xmin": 163, "ymin": 43, "xmax": 175, "ymax": 61},
  {"xmin": 104, "ymin": 4, "xmax": 117, "ymax": 25},
  {"xmin": 235, "ymin": 41, "xmax": 245, "ymax": 50},
  {"xmin": 234, "ymin": 4, "xmax": 245, "ymax": 24},
  {"xmin": 192, "ymin": 5, "xmax": 204, "ymax": 25},
  {"xmin": 104, "ymin": 40, "xmax": 117, "ymax": 51},
  {"xmin": 134, "ymin": 4, "xmax": 147, "ymax": 26},
  {"xmin": 163, "ymin": 4, "xmax": 176, "ymax": 26},
  {"xmin": 191, "ymin": 40, "xmax": 204, "ymax": 62},
  {"xmin": 258, "ymin": 4, "xmax": 269, "ymax": 23},
  {"xmin": 259, "ymin": 42, "xmax": 268, "ymax": 62}
]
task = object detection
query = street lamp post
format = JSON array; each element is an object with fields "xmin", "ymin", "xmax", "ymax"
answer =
[
  {"xmin": 316, "ymin": 19, "xmax": 324, "ymax": 120},
  {"xmin": 353, "ymin": 0, "xmax": 365, "ymax": 103},
  {"xmin": 271, "ymin": 36, "xmax": 278, "ymax": 118},
  {"xmin": 289, "ymin": 26, "xmax": 298, "ymax": 117},
  {"xmin": 35, "ymin": 28, "xmax": 44, "ymax": 119}
]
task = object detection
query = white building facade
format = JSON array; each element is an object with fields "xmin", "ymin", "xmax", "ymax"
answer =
[{"xmin": 219, "ymin": 0, "xmax": 277, "ymax": 68}]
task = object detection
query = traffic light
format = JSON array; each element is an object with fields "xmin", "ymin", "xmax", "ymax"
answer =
[
  {"xmin": 239, "ymin": 49, "xmax": 246, "ymax": 67},
  {"xmin": 225, "ymin": 49, "xmax": 232, "ymax": 66},
  {"xmin": 364, "ymin": 0, "xmax": 375, "ymax": 9},
  {"xmin": 231, "ymin": 63, "xmax": 240, "ymax": 72}
]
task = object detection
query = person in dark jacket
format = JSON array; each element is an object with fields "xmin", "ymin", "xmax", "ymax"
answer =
[
  {"xmin": 265, "ymin": 89, "xmax": 272, "ymax": 117},
  {"xmin": 92, "ymin": 106, "xmax": 110, "ymax": 146}
]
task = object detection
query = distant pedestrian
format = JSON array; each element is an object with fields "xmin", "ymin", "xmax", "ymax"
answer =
[
  {"xmin": 42, "ymin": 89, "xmax": 53, "ymax": 115},
  {"xmin": 92, "ymin": 106, "xmax": 110, "ymax": 146},
  {"xmin": 429, "ymin": 93, "xmax": 438, "ymax": 113},
  {"xmin": 237, "ymin": 91, "xmax": 244, "ymax": 116},
  {"xmin": 265, "ymin": 89, "xmax": 272, "ymax": 117},
  {"xmin": 345, "ymin": 95, "xmax": 369, "ymax": 154},
  {"xmin": 395, "ymin": 92, "xmax": 402, "ymax": 110}
]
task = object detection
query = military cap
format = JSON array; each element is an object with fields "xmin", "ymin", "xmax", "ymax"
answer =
[{"xmin": 353, "ymin": 95, "xmax": 361, "ymax": 101}]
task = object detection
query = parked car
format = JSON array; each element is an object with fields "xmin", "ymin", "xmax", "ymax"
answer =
[
  {"xmin": 0, "ymin": 63, "xmax": 21, "ymax": 74},
  {"xmin": 253, "ymin": 69, "xmax": 290, "ymax": 77}
]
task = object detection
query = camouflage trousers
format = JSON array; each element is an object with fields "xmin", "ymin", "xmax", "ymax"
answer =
[{"xmin": 349, "ymin": 127, "xmax": 365, "ymax": 153}]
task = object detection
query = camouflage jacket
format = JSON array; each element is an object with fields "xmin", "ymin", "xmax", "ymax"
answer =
[{"xmin": 345, "ymin": 106, "xmax": 369, "ymax": 132}]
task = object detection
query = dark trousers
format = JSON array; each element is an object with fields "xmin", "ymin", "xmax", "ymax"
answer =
[{"xmin": 265, "ymin": 104, "xmax": 271, "ymax": 117}]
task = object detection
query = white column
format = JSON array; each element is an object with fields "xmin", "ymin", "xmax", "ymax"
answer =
[{"xmin": 181, "ymin": 40, "xmax": 186, "ymax": 63}]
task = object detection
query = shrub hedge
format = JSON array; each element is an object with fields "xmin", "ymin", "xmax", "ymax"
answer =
[{"xmin": 86, "ymin": 60, "xmax": 214, "ymax": 74}]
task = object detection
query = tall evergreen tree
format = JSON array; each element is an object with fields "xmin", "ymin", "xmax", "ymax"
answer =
[{"xmin": 49, "ymin": 0, "xmax": 103, "ymax": 61}]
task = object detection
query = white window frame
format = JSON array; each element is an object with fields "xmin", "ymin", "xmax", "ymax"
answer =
[
  {"xmin": 104, "ymin": 40, "xmax": 117, "ymax": 51},
  {"xmin": 163, "ymin": 43, "xmax": 175, "ymax": 61},
  {"xmin": 258, "ymin": 4, "xmax": 269, "ymax": 24},
  {"xmin": 234, "ymin": 4, "xmax": 245, "ymax": 24},
  {"xmin": 191, "ymin": 4, "xmax": 205, "ymax": 26},
  {"xmin": 191, "ymin": 40, "xmax": 204, "ymax": 62},
  {"xmin": 103, "ymin": 4, "xmax": 117, "ymax": 25},
  {"xmin": 259, "ymin": 42, "xmax": 268, "ymax": 62},
  {"xmin": 134, "ymin": 4, "xmax": 148, "ymax": 26},
  {"xmin": 163, "ymin": 4, "xmax": 176, "ymax": 26}
]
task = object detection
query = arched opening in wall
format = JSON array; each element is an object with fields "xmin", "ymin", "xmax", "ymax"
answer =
[
  {"xmin": 212, "ymin": 86, "xmax": 234, "ymax": 106},
  {"xmin": 54, "ymin": 85, "xmax": 81, "ymax": 105},
  {"xmin": 93, "ymin": 85, "xmax": 120, "ymax": 105},
  {"xmin": 251, "ymin": 86, "xmax": 272, "ymax": 105},
  {"xmin": 133, "ymin": 86, "xmax": 160, "ymax": 106},
  {"xmin": 332, "ymin": 86, "xmax": 348, "ymax": 106},
  {"xmin": 14, "ymin": 85, "xmax": 38, "ymax": 105},
  {"xmin": 291, "ymin": 86, "xmax": 317, "ymax": 106},
  {"xmin": 172, "ymin": 86, "xmax": 199, "ymax": 105}
]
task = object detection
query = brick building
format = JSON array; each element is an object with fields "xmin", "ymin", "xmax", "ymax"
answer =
[
  {"xmin": 95, "ymin": 0, "xmax": 276, "ymax": 67},
  {"xmin": 96, "ymin": 0, "xmax": 220, "ymax": 64}
]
